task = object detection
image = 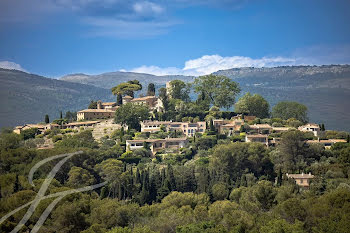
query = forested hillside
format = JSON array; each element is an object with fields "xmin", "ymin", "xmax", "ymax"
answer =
[{"xmin": 0, "ymin": 69, "xmax": 114, "ymax": 128}]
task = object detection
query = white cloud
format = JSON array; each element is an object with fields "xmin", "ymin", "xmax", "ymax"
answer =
[
  {"xmin": 133, "ymin": 1, "xmax": 164, "ymax": 15},
  {"xmin": 83, "ymin": 17, "xmax": 178, "ymax": 38},
  {"xmin": 129, "ymin": 54, "xmax": 298, "ymax": 76},
  {"xmin": 0, "ymin": 61, "xmax": 26, "ymax": 72}
]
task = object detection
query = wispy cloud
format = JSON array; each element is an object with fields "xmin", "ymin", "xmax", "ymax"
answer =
[
  {"xmin": 0, "ymin": 61, "xmax": 26, "ymax": 72},
  {"xmin": 130, "ymin": 55, "xmax": 298, "ymax": 76},
  {"xmin": 0, "ymin": 0, "xmax": 250, "ymax": 38}
]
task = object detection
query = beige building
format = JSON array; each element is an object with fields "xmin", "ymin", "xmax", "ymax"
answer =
[
  {"xmin": 77, "ymin": 109, "xmax": 115, "ymax": 121},
  {"xmin": 272, "ymin": 127, "xmax": 291, "ymax": 133},
  {"xmin": 123, "ymin": 95, "xmax": 163, "ymax": 111},
  {"xmin": 126, "ymin": 137, "xmax": 188, "ymax": 154},
  {"xmin": 298, "ymin": 123, "xmax": 320, "ymax": 137},
  {"xmin": 141, "ymin": 120, "xmax": 206, "ymax": 137},
  {"xmin": 168, "ymin": 122, "xmax": 206, "ymax": 137},
  {"xmin": 13, "ymin": 124, "xmax": 47, "ymax": 134},
  {"xmin": 141, "ymin": 120, "xmax": 172, "ymax": 133},
  {"xmin": 286, "ymin": 172, "xmax": 315, "ymax": 188},
  {"xmin": 306, "ymin": 139, "xmax": 346, "ymax": 149},
  {"xmin": 77, "ymin": 100, "xmax": 119, "ymax": 121},
  {"xmin": 248, "ymin": 124, "xmax": 272, "ymax": 134},
  {"xmin": 245, "ymin": 134, "xmax": 269, "ymax": 147}
]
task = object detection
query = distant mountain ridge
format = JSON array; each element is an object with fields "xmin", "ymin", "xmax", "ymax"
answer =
[
  {"xmin": 0, "ymin": 68, "xmax": 114, "ymax": 128},
  {"xmin": 61, "ymin": 71, "xmax": 194, "ymax": 89},
  {"xmin": 1, "ymin": 65, "xmax": 350, "ymax": 131}
]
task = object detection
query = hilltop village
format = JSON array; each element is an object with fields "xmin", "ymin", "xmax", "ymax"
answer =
[{"xmin": 2, "ymin": 75, "xmax": 350, "ymax": 232}]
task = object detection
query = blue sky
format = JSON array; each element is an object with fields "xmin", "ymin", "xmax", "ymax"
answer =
[{"xmin": 0, "ymin": 0, "xmax": 350, "ymax": 77}]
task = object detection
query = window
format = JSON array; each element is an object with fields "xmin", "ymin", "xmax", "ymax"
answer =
[{"xmin": 300, "ymin": 179, "xmax": 303, "ymax": 183}]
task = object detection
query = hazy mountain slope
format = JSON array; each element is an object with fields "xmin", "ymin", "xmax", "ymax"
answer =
[
  {"xmin": 214, "ymin": 65, "xmax": 350, "ymax": 131},
  {"xmin": 61, "ymin": 71, "xmax": 194, "ymax": 89},
  {"xmin": 0, "ymin": 69, "xmax": 114, "ymax": 128}
]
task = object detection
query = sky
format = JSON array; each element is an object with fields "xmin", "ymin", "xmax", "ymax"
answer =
[{"xmin": 0, "ymin": 0, "xmax": 350, "ymax": 77}]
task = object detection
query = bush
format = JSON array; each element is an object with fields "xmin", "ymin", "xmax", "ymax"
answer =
[{"xmin": 52, "ymin": 135, "xmax": 63, "ymax": 143}]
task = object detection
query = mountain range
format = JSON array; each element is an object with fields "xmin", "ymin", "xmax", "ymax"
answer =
[{"xmin": 1, "ymin": 65, "xmax": 350, "ymax": 131}]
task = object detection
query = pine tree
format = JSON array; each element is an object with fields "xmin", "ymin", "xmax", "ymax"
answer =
[{"xmin": 45, "ymin": 114, "xmax": 50, "ymax": 124}]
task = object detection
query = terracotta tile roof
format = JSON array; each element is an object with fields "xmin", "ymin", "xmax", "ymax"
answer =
[
  {"xmin": 78, "ymin": 109, "xmax": 115, "ymax": 113},
  {"xmin": 127, "ymin": 137, "xmax": 188, "ymax": 143},
  {"xmin": 142, "ymin": 120, "xmax": 171, "ymax": 125},
  {"xmin": 246, "ymin": 134, "xmax": 268, "ymax": 138},
  {"xmin": 306, "ymin": 139, "xmax": 346, "ymax": 144},
  {"xmin": 131, "ymin": 96, "xmax": 157, "ymax": 101},
  {"xmin": 272, "ymin": 127, "xmax": 290, "ymax": 131},
  {"xmin": 101, "ymin": 102, "xmax": 116, "ymax": 106},
  {"xmin": 249, "ymin": 124, "xmax": 272, "ymax": 129},
  {"xmin": 66, "ymin": 121, "xmax": 100, "ymax": 126}
]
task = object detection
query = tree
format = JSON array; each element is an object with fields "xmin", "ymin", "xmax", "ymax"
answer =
[
  {"xmin": 111, "ymin": 80, "xmax": 142, "ymax": 98},
  {"xmin": 193, "ymin": 74, "xmax": 241, "ymax": 109},
  {"xmin": 44, "ymin": 114, "xmax": 50, "ymax": 124},
  {"xmin": 158, "ymin": 87, "xmax": 169, "ymax": 111},
  {"xmin": 60, "ymin": 111, "xmax": 63, "ymax": 119},
  {"xmin": 65, "ymin": 111, "xmax": 77, "ymax": 122},
  {"xmin": 272, "ymin": 101, "xmax": 308, "ymax": 123},
  {"xmin": 114, "ymin": 103, "xmax": 150, "ymax": 130},
  {"xmin": 168, "ymin": 80, "xmax": 190, "ymax": 101},
  {"xmin": 67, "ymin": 166, "xmax": 96, "ymax": 187},
  {"xmin": 117, "ymin": 94, "xmax": 123, "ymax": 106},
  {"xmin": 20, "ymin": 128, "xmax": 38, "ymax": 140},
  {"xmin": 235, "ymin": 92, "xmax": 270, "ymax": 118},
  {"xmin": 88, "ymin": 100, "xmax": 98, "ymax": 109},
  {"xmin": 147, "ymin": 83, "xmax": 156, "ymax": 96},
  {"xmin": 212, "ymin": 183, "xmax": 229, "ymax": 200},
  {"xmin": 274, "ymin": 130, "xmax": 308, "ymax": 172},
  {"xmin": 253, "ymin": 180, "xmax": 276, "ymax": 211},
  {"xmin": 95, "ymin": 159, "xmax": 124, "ymax": 197}
]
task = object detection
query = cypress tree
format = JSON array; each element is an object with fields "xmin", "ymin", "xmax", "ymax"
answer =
[
  {"xmin": 161, "ymin": 168, "xmax": 166, "ymax": 185},
  {"xmin": 167, "ymin": 164, "xmax": 176, "ymax": 191},
  {"xmin": 100, "ymin": 186, "xmax": 108, "ymax": 199},
  {"xmin": 147, "ymin": 83, "xmax": 156, "ymax": 96},
  {"xmin": 117, "ymin": 93, "xmax": 123, "ymax": 106},
  {"xmin": 14, "ymin": 174, "xmax": 21, "ymax": 193},
  {"xmin": 157, "ymin": 179, "xmax": 170, "ymax": 202},
  {"xmin": 44, "ymin": 114, "xmax": 50, "ymax": 124},
  {"xmin": 60, "ymin": 111, "xmax": 63, "ymax": 119},
  {"xmin": 276, "ymin": 168, "xmax": 283, "ymax": 186},
  {"xmin": 210, "ymin": 119, "xmax": 215, "ymax": 132}
]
